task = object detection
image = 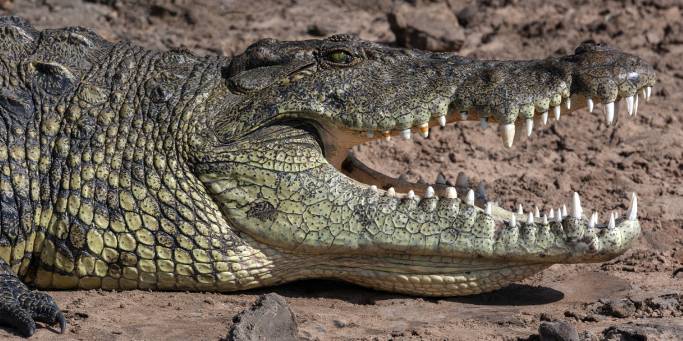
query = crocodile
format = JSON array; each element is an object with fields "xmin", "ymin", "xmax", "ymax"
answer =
[{"xmin": 0, "ymin": 16, "xmax": 654, "ymax": 337}]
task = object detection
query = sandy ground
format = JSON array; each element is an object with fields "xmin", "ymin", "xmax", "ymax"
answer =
[{"xmin": 1, "ymin": 0, "xmax": 682, "ymax": 340}]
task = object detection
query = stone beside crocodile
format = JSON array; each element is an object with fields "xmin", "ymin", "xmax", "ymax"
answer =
[{"xmin": 0, "ymin": 16, "xmax": 654, "ymax": 336}]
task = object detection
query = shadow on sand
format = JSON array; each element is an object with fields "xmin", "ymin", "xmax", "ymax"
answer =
[{"xmin": 249, "ymin": 279, "xmax": 564, "ymax": 306}]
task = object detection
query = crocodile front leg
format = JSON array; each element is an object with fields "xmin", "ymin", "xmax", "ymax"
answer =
[{"xmin": 0, "ymin": 258, "xmax": 65, "ymax": 337}]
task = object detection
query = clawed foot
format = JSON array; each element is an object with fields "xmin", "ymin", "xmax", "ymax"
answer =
[{"xmin": 0, "ymin": 274, "xmax": 65, "ymax": 337}]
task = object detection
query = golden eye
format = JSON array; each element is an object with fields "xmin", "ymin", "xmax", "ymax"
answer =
[{"xmin": 326, "ymin": 50, "xmax": 353, "ymax": 64}]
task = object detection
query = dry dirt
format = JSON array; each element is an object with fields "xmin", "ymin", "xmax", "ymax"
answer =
[{"xmin": 1, "ymin": 0, "xmax": 683, "ymax": 340}]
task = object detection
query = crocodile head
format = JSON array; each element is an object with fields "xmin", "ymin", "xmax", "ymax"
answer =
[{"xmin": 196, "ymin": 34, "xmax": 654, "ymax": 296}]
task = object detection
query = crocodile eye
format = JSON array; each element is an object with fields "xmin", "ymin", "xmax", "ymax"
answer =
[{"xmin": 325, "ymin": 50, "xmax": 354, "ymax": 65}]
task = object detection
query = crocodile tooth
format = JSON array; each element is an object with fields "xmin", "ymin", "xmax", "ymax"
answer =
[
  {"xmin": 418, "ymin": 123, "xmax": 429, "ymax": 138},
  {"xmin": 626, "ymin": 95, "xmax": 634, "ymax": 116},
  {"xmin": 628, "ymin": 192, "xmax": 638, "ymax": 221},
  {"xmin": 608, "ymin": 212, "xmax": 616, "ymax": 229},
  {"xmin": 641, "ymin": 88, "xmax": 647, "ymax": 99},
  {"xmin": 605, "ymin": 102, "xmax": 615, "ymax": 125},
  {"xmin": 370, "ymin": 185, "xmax": 378, "ymax": 191},
  {"xmin": 541, "ymin": 111, "xmax": 548, "ymax": 125},
  {"xmin": 549, "ymin": 208, "xmax": 555, "ymax": 219},
  {"xmin": 438, "ymin": 115, "xmax": 446, "ymax": 127},
  {"xmin": 480, "ymin": 117, "xmax": 488, "ymax": 129},
  {"xmin": 556, "ymin": 209, "xmax": 562, "ymax": 223},
  {"xmin": 445, "ymin": 186, "xmax": 457, "ymax": 199},
  {"xmin": 367, "ymin": 130, "xmax": 374, "ymax": 138},
  {"xmin": 634, "ymin": 94, "xmax": 639, "ymax": 116},
  {"xmin": 562, "ymin": 204, "xmax": 568, "ymax": 218},
  {"xmin": 460, "ymin": 111, "xmax": 468, "ymax": 120},
  {"xmin": 542, "ymin": 214, "xmax": 548, "ymax": 224},
  {"xmin": 517, "ymin": 204, "xmax": 523, "ymax": 215},
  {"xmin": 501, "ymin": 123, "xmax": 515, "ymax": 148},
  {"xmin": 534, "ymin": 206, "xmax": 540, "ymax": 218},
  {"xmin": 466, "ymin": 189, "xmax": 475, "ymax": 205},
  {"xmin": 485, "ymin": 202, "xmax": 492, "ymax": 215},
  {"xmin": 456, "ymin": 172, "xmax": 468, "ymax": 188},
  {"xmin": 526, "ymin": 118, "xmax": 533, "ymax": 137},
  {"xmin": 387, "ymin": 187, "xmax": 396, "ymax": 197},
  {"xmin": 565, "ymin": 97, "xmax": 571, "ymax": 110},
  {"xmin": 435, "ymin": 173, "xmax": 447, "ymax": 185},
  {"xmin": 407, "ymin": 190, "xmax": 416, "ymax": 199},
  {"xmin": 510, "ymin": 214, "xmax": 517, "ymax": 227},
  {"xmin": 587, "ymin": 97, "xmax": 594, "ymax": 113},
  {"xmin": 572, "ymin": 192, "xmax": 582, "ymax": 219},
  {"xmin": 401, "ymin": 128, "xmax": 412, "ymax": 140},
  {"xmin": 527, "ymin": 212, "xmax": 534, "ymax": 224},
  {"xmin": 383, "ymin": 131, "xmax": 391, "ymax": 141},
  {"xmin": 477, "ymin": 181, "xmax": 487, "ymax": 200},
  {"xmin": 646, "ymin": 86, "xmax": 652, "ymax": 101},
  {"xmin": 553, "ymin": 105, "xmax": 561, "ymax": 120},
  {"xmin": 588, "ymin": 212, "xmax": 595, "ymax": 228},
  {"xmin": 425, "ymin": 186, "xmax": 435, "ymax": 198}
]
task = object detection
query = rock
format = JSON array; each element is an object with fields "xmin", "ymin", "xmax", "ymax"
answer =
[
  {"xmin": 602, "ymin": 299, "xmax": 637, "ymax": 318},
  {"xmin": 227, "ymin": 293, "xmax": 300, "ymax": 341},
  {"xmin": 387, "ymin": 2, "xmax": 464, "ymax": 52},
  {"xmin": 538, "ymin": 321, "xmax": 579, "ymax": 341}
]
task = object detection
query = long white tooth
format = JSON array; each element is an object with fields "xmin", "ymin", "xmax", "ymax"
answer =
[
  {"xmin": 425, "ymin": 186, "xmax": 435, "ymax": 199},
  {"xmin": 445, "ymin": 186, "xmax": 457, "ymax": 199},
  {"xmin": 501, "ymin": 123, "xmax": 515, "ymax": 148},
  {"xmin": 646, "ymin": 86, "xmax": 652, "ymax": 101},
  {"xmin": 549, "ymin": 208, "xmax": 555, "ymax": 219},
  {"xmin": 605, "ymin": 102, "xmax": 615, "ymax": 125},
  {"xmin": 387, "ymin": 187, "xmax": 396, "ymax": 197},
  {"xmin": 407, "ymin": 190, "xmax": 416, "ymax": 200},
  {"xmin": 534, "ymin": 206, "xmax": 540, "ymax": 218},
  {"xmin": 626, "ymin": 95, "xmax": 634, "ymax": 116},
  {"xmin": 608, "ymin": 212, "xmax": 616, "ymax": 229},
  {"xmin": 628, "ymin": 192, "xmax": 638, "ymax": 221},
  {"xmin": 553, "ymin": 105, "xmax": 561, "ymax": 120},
  {"xmin": 510, "ymin": 214, "xmax": 517, "ymax": 228},
  {"xmin": 384, "ymin": 131, "xmax": 391, "ymax": 141},
  {"xmin": 370, "ymin": 185, "xmax": 378, "ymax": 192},
  {"xmin": 367, "ymin": 130, "xmax": 374, "ymax": 138},
  {"xmin": 588, "ymin": 212, "xmax": 596, "ymax": 228},
  {"xmin": 541, "ymin": 111, "xmax": 548, "ymax": 125},
  {"xmin": 401, "ymin": 129, "xmax": 412, "ymax": 140},
  {"xmin": 460, "ymin": 111, "xmax": 469, "ymax": 120},
  {"xmin": 565, "ymin": 97, "xmax": 571, "ymax": 110},
  {"xmin": 526, "ymin": 118, "xmax": 533, "ymax": 137},
  {"xmin": 562, "ymin": 205, "xmax": 568, "ymax": 218},
  {"xmin": 587, "ymin": 97, "xmax": 594, "ymax": 113},
  {"xmin": 542, "ymin": 214, "xmax": 548, "ymax": 224},
  {"xmin": 527, "ymin": 212, "xmax": 534, "ymax": 224},
  {"xmin": 438, "ymin": 115, "xmax": 446, "ymax": 127},
  {"xmin": 572, "ymin": 192, "xmax": 582, "ymax": 219},
  {"xmin": 485, "ymin": 202, "xmax": 492, "ymax": 215},
  {"xmin": 641, "ymin": 88, "xmax": 647, "ymax": 99},
  {"xmin": 556, "ymin": 209, "xmax": 562, "ymax": 223},
  {"xmin": 634, "ymin": 94, "xmax": 639, "ymax": 116},
  {"xmin": 480, "ymin": 117, "xmax": 488, "ymax": 129},
  {"xmin": 517, "ymin": 204, "xmax": 523, "ymax": 215},
  {"xmin": 466, "ymin": 189, "xmax": 475, "ymax": 205},
  {"xmin": 456, "ymin": 172, "xmax": 468, "ymax": 188}
]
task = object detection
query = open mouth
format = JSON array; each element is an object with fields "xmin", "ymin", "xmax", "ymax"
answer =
[{"xmin": 320, "ymin": 88, "xmax": 651, "ymax": 231}]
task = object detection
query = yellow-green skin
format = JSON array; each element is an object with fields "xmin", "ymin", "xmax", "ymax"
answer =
[{"xmin": 0, "ymin": 17, "xmax": 654, "ymax": 335}]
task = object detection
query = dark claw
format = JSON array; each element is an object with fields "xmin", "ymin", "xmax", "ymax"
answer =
[{"xmin": 56, "ymin": 311, "xmax": 66, "ymax": 334}]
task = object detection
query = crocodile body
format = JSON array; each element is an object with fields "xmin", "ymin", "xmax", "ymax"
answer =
[{"xmin": 0, "ymin": 16, "xmax": 654, "ymax": 336}]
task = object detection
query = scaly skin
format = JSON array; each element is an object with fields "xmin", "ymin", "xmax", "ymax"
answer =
[{"xmin": 0, "ymin": 16, "xmax": 654, "ymax": 336}]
